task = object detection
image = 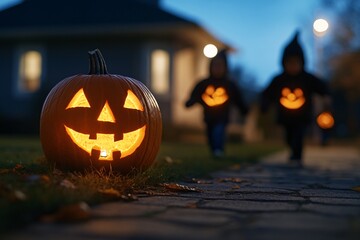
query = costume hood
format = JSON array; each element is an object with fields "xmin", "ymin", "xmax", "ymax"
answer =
[
  {"xmin": 281, "ymin": 31, "xmax": 305, "ymax": 68},
  {"xmin": 209, "ymin": 49, "xmax": 229, "ymax": 77}
]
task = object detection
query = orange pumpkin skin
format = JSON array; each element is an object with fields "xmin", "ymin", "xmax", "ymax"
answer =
[
  {"xmin": 40, "ymin": 49, "xmax": 162, "ymax": 173},
  {"xmin": 317, "ymin": 111, "xmax": 334, "ymax": 130}
]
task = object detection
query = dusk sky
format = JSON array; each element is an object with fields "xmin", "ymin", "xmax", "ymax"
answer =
[
  {"xmin": 162, "ymin": 0, "xmax": 331, "ymax": 88},
  {"xmin": 0, "ymin": 0, "xmax": 331, "ymax": 88}
]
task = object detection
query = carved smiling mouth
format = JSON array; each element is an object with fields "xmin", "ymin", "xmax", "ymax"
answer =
[
  {"xmin": 280, "ymin": 97, "xmax": 305, "ymax": 109},
  {"xmin": 64, "ymin": 125, "xmax": 146, "ymax": 161},
  {"xmin": 280, "ymin": 88, "xmax": 305, "ymax": 109},
  {"xmin": 202, "ymin": 85, "xmax": 229, "ymax": 107}
]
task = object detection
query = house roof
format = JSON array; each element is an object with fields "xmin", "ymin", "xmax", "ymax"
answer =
[
  {"xmin": 0, "ymin": 0, "xmax": 231, "ymax": 49},
  {"xmin": 0, "ymin": 0, "xmax": 196, "ymax": 35},
  {"xmin": 1, "ymin": 0, "xmax": 194, "ymax": 26}
]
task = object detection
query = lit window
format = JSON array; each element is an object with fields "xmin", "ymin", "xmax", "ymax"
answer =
[
  {"xmin": 151, "ymin": 49, "xmax": 170, "ymax": 95},
  {"xmin": 18, "ymin": 50, "xmax": 42, "ymax": 92}
]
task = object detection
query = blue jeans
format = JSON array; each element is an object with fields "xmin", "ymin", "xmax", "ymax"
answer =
[{"xmin": 206, "ymin": 122, "xmax": 226, "ymax": 154}]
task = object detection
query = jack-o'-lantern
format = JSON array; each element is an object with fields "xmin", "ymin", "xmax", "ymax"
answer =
[
  {"xmin": 202, "ymin": 85, "xmax": 228, "ymax": 107},
  {"xmin": 317, "ymin": 111, "xmax": 334, "ymax": 129},
  {"xmin": 40, "ymin": 49, "xmax": 162, "ymax": 173},
  {"xmin": 280, "ymin": 87, "xmax": 305, "ymax": 109}
]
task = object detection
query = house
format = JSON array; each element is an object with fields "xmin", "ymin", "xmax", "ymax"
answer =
[{"xmin": 0, "ymin": 0, "xmax": 230, "ymax": 134}]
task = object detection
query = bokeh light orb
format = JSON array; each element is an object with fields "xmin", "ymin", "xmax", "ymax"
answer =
[
  {"xmin": 317, "ymin": 112, "xmax": 334, "ymax": 129},
  {"xmin": 313, "ymin": 18, "xmax": 329, "ymax": 35},
  {"xmin": 203, "ymin": 44, "xmax": 218, "ymax": 58}
]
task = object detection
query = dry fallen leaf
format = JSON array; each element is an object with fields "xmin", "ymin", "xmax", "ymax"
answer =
[
  {"xmin": 12, "ymin": 190, "xmax": 27, "ymax": 201},
  {"xmin": 228, "ymin": 164, "xmax": 241, "ymax": 170},
  {"xmin": 12, "ymin": 164, "xmax": 24, "ymax": 173},
  {"xmin": 0, "ymin": 184, "xmax": 27, "ymax": 202},
  {"xmin": 138, "ymin": 190, "xmax": 177, "ymax": 196},
  {"xmin": 164, "ymin": 156, "xmax": 174, "ymax": 164},
  {"xmin": 189, "ymin": 178, "xmax": 213, "ymax": 184},
  {"xmin": 0, "ymin": 169, "xmax": 10, "ymax": 174},
  {"xmin": 41, "ymin": 202, "xmax": 91, "ymax": 223},
  {"xmin": 352, "ymin": 186, "xmax": 360, "ymax": 192},
  {"xmin": 120, "ymin": 193, "xmax": 138, "ymax": 202},
  {"xmin": 160, "ymin": 183, "xmax": 201, "ymax": 192},
  {"xmin": 98, "ymin": 188, "xmax": 121, "ymax": 197},
  {"xmin": 98, "ymin": 188, "xmax": 138, "ymax": 201},
  {"xmin": 13, "ymin": 163, "xmax": 24, "ymax": 170},
  {"xmin": 52, "ymin": 169, "xmax": 64, "ymax": 176},
  {"xmin": 218, "ymin": 177, "xmax": 243, "ymax": 183},
  {"xmin": 185, "ymin": 202, "xmax": 199, "ymax": 209},
  {"xmin": 60, "ymin": 179, "xmax": 76, "ymax": 189},
  {"xmin": 24, "ymin": 174, "xmax": 51, "ymax": 184},
  {"xmin": 40, "ymin": 175, "xmax": 51, "ymax": 183},
  {"xmin": 7, "ymin": 190, "xmax": 27, "ymax": 202}
]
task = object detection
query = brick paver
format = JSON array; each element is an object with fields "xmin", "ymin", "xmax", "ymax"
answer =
[{"xmin": 5, "ymin": 146, "xmax": 360, "ymax": 240}]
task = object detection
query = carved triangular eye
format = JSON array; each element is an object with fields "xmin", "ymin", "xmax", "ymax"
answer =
[
  {"xmin": 205, "ymin": 85, "xmax": 215, "ymax": 95},
  {"xmin": 66, "ymin": 88, "xmax": 91, "ymax": 109},
  {"xmin": 97, "ymin": 101, "xmax": 116, "ymax": 123},
  {"xmin": 123, "ymin": 90, "xmax": 144, "ymax": 111}
]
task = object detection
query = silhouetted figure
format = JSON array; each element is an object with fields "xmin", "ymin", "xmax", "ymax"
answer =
[
  {"xmin": 261, "ymin": 32, "xmax": 330, "ymax": 166},
  {"xmin": 185, "ymin": 50, "xmax": 248, "ymax": 157}
]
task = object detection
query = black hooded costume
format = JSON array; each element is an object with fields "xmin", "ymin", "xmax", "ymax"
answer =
[
  {"xmin": 262, "ymin": 32, "xmax": 329, "ymax": 126},
  {"xmin": 261, "ymin": 32, "xmax": 330, "ymax": 162},
  {"xmin": 186, "ymin": 50, "xmax": 248, "ymax": 124},
  {"xmin": 185, "ymin": 50, "xmax": 248, "ymax": 156}
]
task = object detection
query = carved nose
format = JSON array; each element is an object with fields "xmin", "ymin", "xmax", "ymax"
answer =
[{"xmin": 97, "ymin": 101, "xmax": 116, "ymax": 123}]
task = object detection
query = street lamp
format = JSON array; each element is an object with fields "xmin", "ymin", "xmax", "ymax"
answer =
[
  {"xmin": 313, "ymin": 18, "xmax": 329, "ymax": 75},
  {"xmin": 313, "ymin": 18, "xmax": 331, "ymax": 144},
  {"xmin": 313, "ymin": 18, "xmax": 329, "ymax": 37}
]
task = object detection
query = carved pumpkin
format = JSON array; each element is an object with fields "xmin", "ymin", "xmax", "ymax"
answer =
[
  {"xmin": 40, "ymin": 49, "xmax": 162, "ymax": 173},
  {"xmin": 202, "ymin": 85, "xmax": 228, "ymax": 107},
  {"xmin": 317, "ymin": 112, "xmax": 334, "ymax": 129},
  {"xmin": 280, "ymin": 87, "xmax": 305, "ymax": 109}
]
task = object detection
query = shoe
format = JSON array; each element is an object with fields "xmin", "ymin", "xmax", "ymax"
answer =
[
  {"xmin": 288, "ymin": 158, "xmax": 303, "ymax": 168},
  {"xmin": 213, "ymin": 149, "xmax": 224, "ymax": 158}
]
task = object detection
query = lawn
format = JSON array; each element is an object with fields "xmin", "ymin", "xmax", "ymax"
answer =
[{"xmin": 0, "ymin": 136, "xmax": 282, "ymax": 233}]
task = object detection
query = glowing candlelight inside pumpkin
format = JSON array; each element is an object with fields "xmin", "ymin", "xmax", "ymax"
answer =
[{"xmin": 100, "ymin": 150, "xmax": 108, "ymax": 157}]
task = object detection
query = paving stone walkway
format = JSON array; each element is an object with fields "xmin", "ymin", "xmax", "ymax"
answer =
[{"xmin": 5, "ymin": 145, "xmax": 360, "ymax": 240}]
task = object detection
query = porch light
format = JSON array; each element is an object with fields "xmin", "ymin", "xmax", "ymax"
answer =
[{"xmin": 203, "ymin": 44, "xmax": 218, "ymax": 58}]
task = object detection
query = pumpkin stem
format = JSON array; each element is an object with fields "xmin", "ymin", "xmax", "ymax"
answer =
[{"xmin": 88, "ymin": 49, "xmax": 108, "ymax": 75}]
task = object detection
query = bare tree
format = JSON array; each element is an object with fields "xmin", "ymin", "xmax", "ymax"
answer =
[
  {"xmin": 323, "ymin": 0, "xmax": 360, "ymax": 54},
  {"xmin": 323, "ymin": 0, "xmax": 360, "ymax": 100}
]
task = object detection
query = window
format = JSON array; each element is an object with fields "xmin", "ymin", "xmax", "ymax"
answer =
[
  {"xmin": 151, "ymin": 49, "xmax": 170, "ymax": 95},
  {"xmin": 18, "ymin": 50, "xmax": 42, "ymax": 93}
]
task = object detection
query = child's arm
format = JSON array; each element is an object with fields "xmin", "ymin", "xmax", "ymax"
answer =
[
  {"xmin": 260, "ymin": 79, "xmax": 277, "ymax": 112},
  {"xmin": 185, "ymin": 83, "xmax": 202, "ymax": 108},
  {"xmin": 311, "ymin": 75, "xmax": 332, "ymax": 110},
  {"xmin": 230, "ymin": 82, "xmax": 248, "ymax": 115}
]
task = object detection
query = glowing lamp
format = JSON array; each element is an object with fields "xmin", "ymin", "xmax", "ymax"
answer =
[
  {"xmin": 201, "ymin": 85, "xmax": 228, "ymax": 107},
  {"xmin": 313, "ymin": 18, "xmax": 329, "ymax": 36},
  {"xmin": 280, "ymin": 87, "xmax": 305, "ymax": 110},
  {"xmin": 203, "ymin": 44, "xmax": 218, "ymax": 58},
  {"xmin": 40, "ymin": 49, "xmax": 162, "ymax": 173},
  {"xmin": 317, "ymin": 112, "xmax": 334, "ymax": 129}
]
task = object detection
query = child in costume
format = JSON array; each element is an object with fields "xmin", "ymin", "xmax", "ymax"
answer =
[
  {"xmin": 261, "ymin": 32, "xmax": 330, "ymax": 165},
  {"xmin": 185, "ymin": 50, "xmax": 248, "ymax": 157}
]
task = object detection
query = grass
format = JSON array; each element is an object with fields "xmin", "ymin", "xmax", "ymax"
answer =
[{"xmin": 0, "ymin": 136, "xmax": 282, "ymax": 233}]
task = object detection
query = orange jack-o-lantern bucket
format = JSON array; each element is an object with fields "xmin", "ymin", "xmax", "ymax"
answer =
[{"xmin": 317, "ymin": 111, "xmax": 334, "ymax": 130}]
